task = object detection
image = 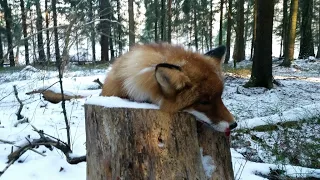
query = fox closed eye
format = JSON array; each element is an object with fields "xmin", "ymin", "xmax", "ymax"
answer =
[{"xmin": 197, "ymin": 100, "xmax": 211, "ymax": 105}]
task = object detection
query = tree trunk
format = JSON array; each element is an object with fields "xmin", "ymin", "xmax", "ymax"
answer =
[
  {"xmin": 235, "ymin": 0, "xmax": 245, "ymax": 62},
  {"xmin": 225, "ymin": 0, "xmax": 232, "ymax": 64},
  {"xmin": 316, "ymin": 1, "xmax": 320, "ymax": 58},
  {"xmin": 100, "ymin": 0, "xmax": 110, "ymax": 61},
  {"xmin": 110, "ymin": 31, "xmax": 115, "ymax": 60},
  {"xmin": 0, "ymin": 33, "xmax": 3, "ymax": 67},
  {"xmin": 209, "ymin": 0, "xmax": 213, "ymax": 49},
  {"xmin": 45, "ymin": 0, "xmax": 50, "ymax": 62},
  {"xmin": 89, "ymin": 0, "xmax": 96, "ymax": 62},
  {"xmin": 116, "ymin": 0, "xmax": 122, "ymax": 56},
  {"xmin": 36, "ymin": 0, "xmax": 46, "ymax": 64},
  {"xmin": 193, "ymin": 6, "xmax": 198, "ymax": 51},
  {"xmin": 20, "ymin": 0, "xmax": 29, "ymax": 65},
  {"xmin": 128, "ymin": 0, "xmax": 135, "ymax": 48},
  {"xmin": 244, "ymin": 0, "xmax": 250, "ymax": 51},
  {"xmin": 160, "ymin": 0, "xmax": 166, "ymax": 41},
  {"xmin": 1, "ymin": 0, "xmax": 15, "ymax": 67},
  {"xmin": 167, "ymin": 0, "xmax": 172, "ymax": 43},
  {"xmin": 250, "ymin": 0, "xmax": 257, "ymax": 61},
  {"xmin": 85, "ymin": 105, "xmax": 235, "ymax": 180},
  {"xmin": 154, "ymin": 0, "xmax": 159, "ymax": 42},
  {"xmin": 52, "ymin": 0, "xmax": 60, "ymax": 64},
  {"xmin": 282, "ymin": 0, "xmax": 289, "ymax": 59},
  {"xmin": 244, "ymin": 0, "xmax": 274, "ymax": 89},
  {"xmin": 299, "ymin": 0, "xmax": 315, "ymax": 59},
  {"xmin": 281, "ymin": 0, "xmax": 298, "ymax": 67},
  {"xmin": 219, "ymin": 0, "xmax": 223, "ymax": 45},
  {"xmin": 197, "ymin": 122, "xmax": 235, "ymax": 180}
]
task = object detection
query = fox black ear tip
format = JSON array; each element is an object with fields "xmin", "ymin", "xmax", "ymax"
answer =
[
  {"xmin": 216, "ymin": 45, "xmax": 227, "ymax": 53},
  {"xmin": 205, "ymin": 45, "xmax": 227, "ymax": 58}
]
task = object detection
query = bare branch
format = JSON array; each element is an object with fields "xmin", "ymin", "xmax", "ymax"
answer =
[
  {"xmin": 93, "ymin": 78, "xmax": 103, "ymax": 88},
  {"xmin": 0, "ymin": 139, "xmax": 15, "ymax": 144}
]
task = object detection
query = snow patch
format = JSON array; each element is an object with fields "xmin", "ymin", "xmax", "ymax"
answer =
[
  {"xmin": 200, "ymin": 147, "xmax": 216, "ymax": 178},
  {"xmin": 85, "ymin": 96, "xmax": 159, "ymax": 109}
]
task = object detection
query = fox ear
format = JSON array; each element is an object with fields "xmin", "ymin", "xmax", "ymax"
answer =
[
  {"xmin": 204, "ymin": 45, "xmax": 226, "ymax": 63},
  {"xmin": 155, "ymin": 63, "xmax": 191, "ymax": 97}
]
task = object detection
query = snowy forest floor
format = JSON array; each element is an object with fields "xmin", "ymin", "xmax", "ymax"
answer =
[{"xmin": 0, "ymin": 58, "xmax": 319, "ymax": 180}]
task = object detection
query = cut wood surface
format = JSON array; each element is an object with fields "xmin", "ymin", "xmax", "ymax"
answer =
[{"xmin": 85, "ymin": 104, "xmax": 234, "ymax": 180}]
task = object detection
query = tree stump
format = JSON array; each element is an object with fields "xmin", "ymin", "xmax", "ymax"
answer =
[{"xmin": 85, "ymin": 104, "xmax": 234, "ymax": 180}]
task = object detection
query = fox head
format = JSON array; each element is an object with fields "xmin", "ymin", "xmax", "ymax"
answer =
[{"xmin": 154, "ymin": 45, "xmax": 237, "ymax": 133}]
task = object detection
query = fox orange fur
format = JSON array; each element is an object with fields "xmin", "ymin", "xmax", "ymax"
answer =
[{"xmin": 101, "ymin": 43, "xmax": 237, "ymax": 132}]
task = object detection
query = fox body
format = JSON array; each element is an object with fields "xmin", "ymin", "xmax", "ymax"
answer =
[{"xmin": 101, "ymin": 43, "xmax": 237, "ymax": 132}]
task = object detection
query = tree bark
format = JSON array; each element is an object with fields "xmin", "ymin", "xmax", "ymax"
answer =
[
  {"xmin": 244, "ymin": 0, "xmax": 274, "ymax": 89},
  {"xmin": 116, "ymin": 0, "xmax": 122, "ymax": 56},
  {"xmin": 193, "ymin": 5, "xmax": 198, "ymax": 51},
  {"xmin": 209, "ymin": 0, "xmax": 213, "ymax": 49},
  {"xmin": 225, "ymin": 0, "xmax": 232, "ymax": 64},
  {"xmin": 244, "ymin": 0, "xmax": 250, "ymax": 51},
  {"xmin": 1, "ymin": 0, "xmax": 15, "ymax": 67},
  {"xmin": 219, "ymin": 0, "xmax": 223, "ymax": 45},
  {"xmin": 197, "ymin": 122, "xmax": 235, "ymax": 180},
  {"xmin": 281, "ymin": 0, "xmax": 298, "ymax": 67},
  {"xmin": 0, "ymin": 33, "xmax": 3, "ymax": 67},
  {"xmin": 316, "ymin": 1, "xmax": 320, "ymax": 59},
  {"xmin": 129, "ymin": 0, "xmax": 135, "ymax": 48},
  {"xmin": 299, "ymin": 0, "xmax": 315, "ymax": 59},
  {"xmin": 100, "ymin": 0, "xmax": 110, "ymax": 61},
  {"xmin": 155, "ymin": 0, "xmax": 159, "ymax": 42},
  {"xmin": 85, "ymin": 105, "xmax": 235, "ymax": 180},
  {"xmin": 281, "ymin": 0, "xmax": 289, "ymax": 59},
  {"xmin": 89, "ymin": 0, "xmax": 96, "ymax": 62},
  {"xmin": 234, "ymin": 0, "xmax": 245, "ymax": 62},
  {"xmin": 160, "ymin": 0, "xmax": 166, "ymax": 41},
  {"xmin": 250, "ymin": 0, "xmax": 257, "ymax": 61},
  {"xmin": 35, "ymin": 0, "xmax": 46, "ymax": 64},
  {"xmin": 20, "ymin": 0, "xmax": 29, "ymax": 65},
  {"xmin": 167, "ymin": 0, "xmax": 172, "ymax": 43}
]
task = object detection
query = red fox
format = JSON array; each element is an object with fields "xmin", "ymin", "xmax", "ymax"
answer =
[{"xmin": 101, "ymin": 43, "xmax": 237, "ymax": 133}]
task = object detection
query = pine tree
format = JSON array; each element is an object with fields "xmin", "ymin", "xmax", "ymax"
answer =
[
  {"xmin": 233, "ymin": 0, "xmax": 245, "ymax": 62},
  {"xmin": 225, "ymin": 0, "xmax": 232, "ymax": 64},
  {"xmin": 1, "ymin": 0, "xmax": 15, "ymax": 67},
  {"xmin": 19, "ymin": 0, "xmax": 29, "ymax": 65},
  {"xmin": 316, "ymin": 1, "xmax": 320, "ymax": 58},
  {"xmin": 299, "ymin": 0, "xmax": 315, "ymax": 58},
  {"xmin": 281, "ymin": 0, "xmax": 289, "ymax": 58},
  {"xmin": 281, "ymin": 0, "xmax": 298, "ymax": 66},
  {"xmin": 35, "ymin": 0, "xmax": 46, "ymax": 64},
  {"xmin": 45, "ymin": 0, "xmax": 50, "ymax": 61},
  {"xmin": 219, "ymin": 0, "xmax": 223, "ymax": 45},
  {"xmin": 100, "ymin": 0, "xmax": 110, "ymax": 61},
  {"xmin": 0, "ymin": 32, "xmax": 3, "ymax": 67},
  {"xmin": 245, "ymin": 0, "xmax": 274, "ymax": 89},
  {"xmin": 129, "ymin": 0, "xmax": 135, "ymax": 48},
  {"xmin": 167, "ymin": 0, "xmax": 172, "ymax": 43}
]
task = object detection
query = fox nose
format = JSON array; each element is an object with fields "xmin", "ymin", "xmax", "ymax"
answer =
[{"xmin": 229, "ymin": 122, "xmax": 237, "ymax": 130}]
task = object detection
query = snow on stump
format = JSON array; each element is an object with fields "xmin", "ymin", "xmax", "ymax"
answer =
[{"xmin": 85, "ymin": 101, "xmax": 234, "ymax": 180}]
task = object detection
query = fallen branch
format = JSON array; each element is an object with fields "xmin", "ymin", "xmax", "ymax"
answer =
[
  {"xmin": 26, "ymin": 89, "xmax": 83, "ymax": 104},
  {"xmin": 13, "ymin": 85, "xmax": 24, "ymax": 120},
  {"xmin": 7, "ymin": 128, "xmax": 86, "ymax": 166},
  {"xmin": 0, "ymin": 139, "xmax": 15, "ymax": 144}
]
